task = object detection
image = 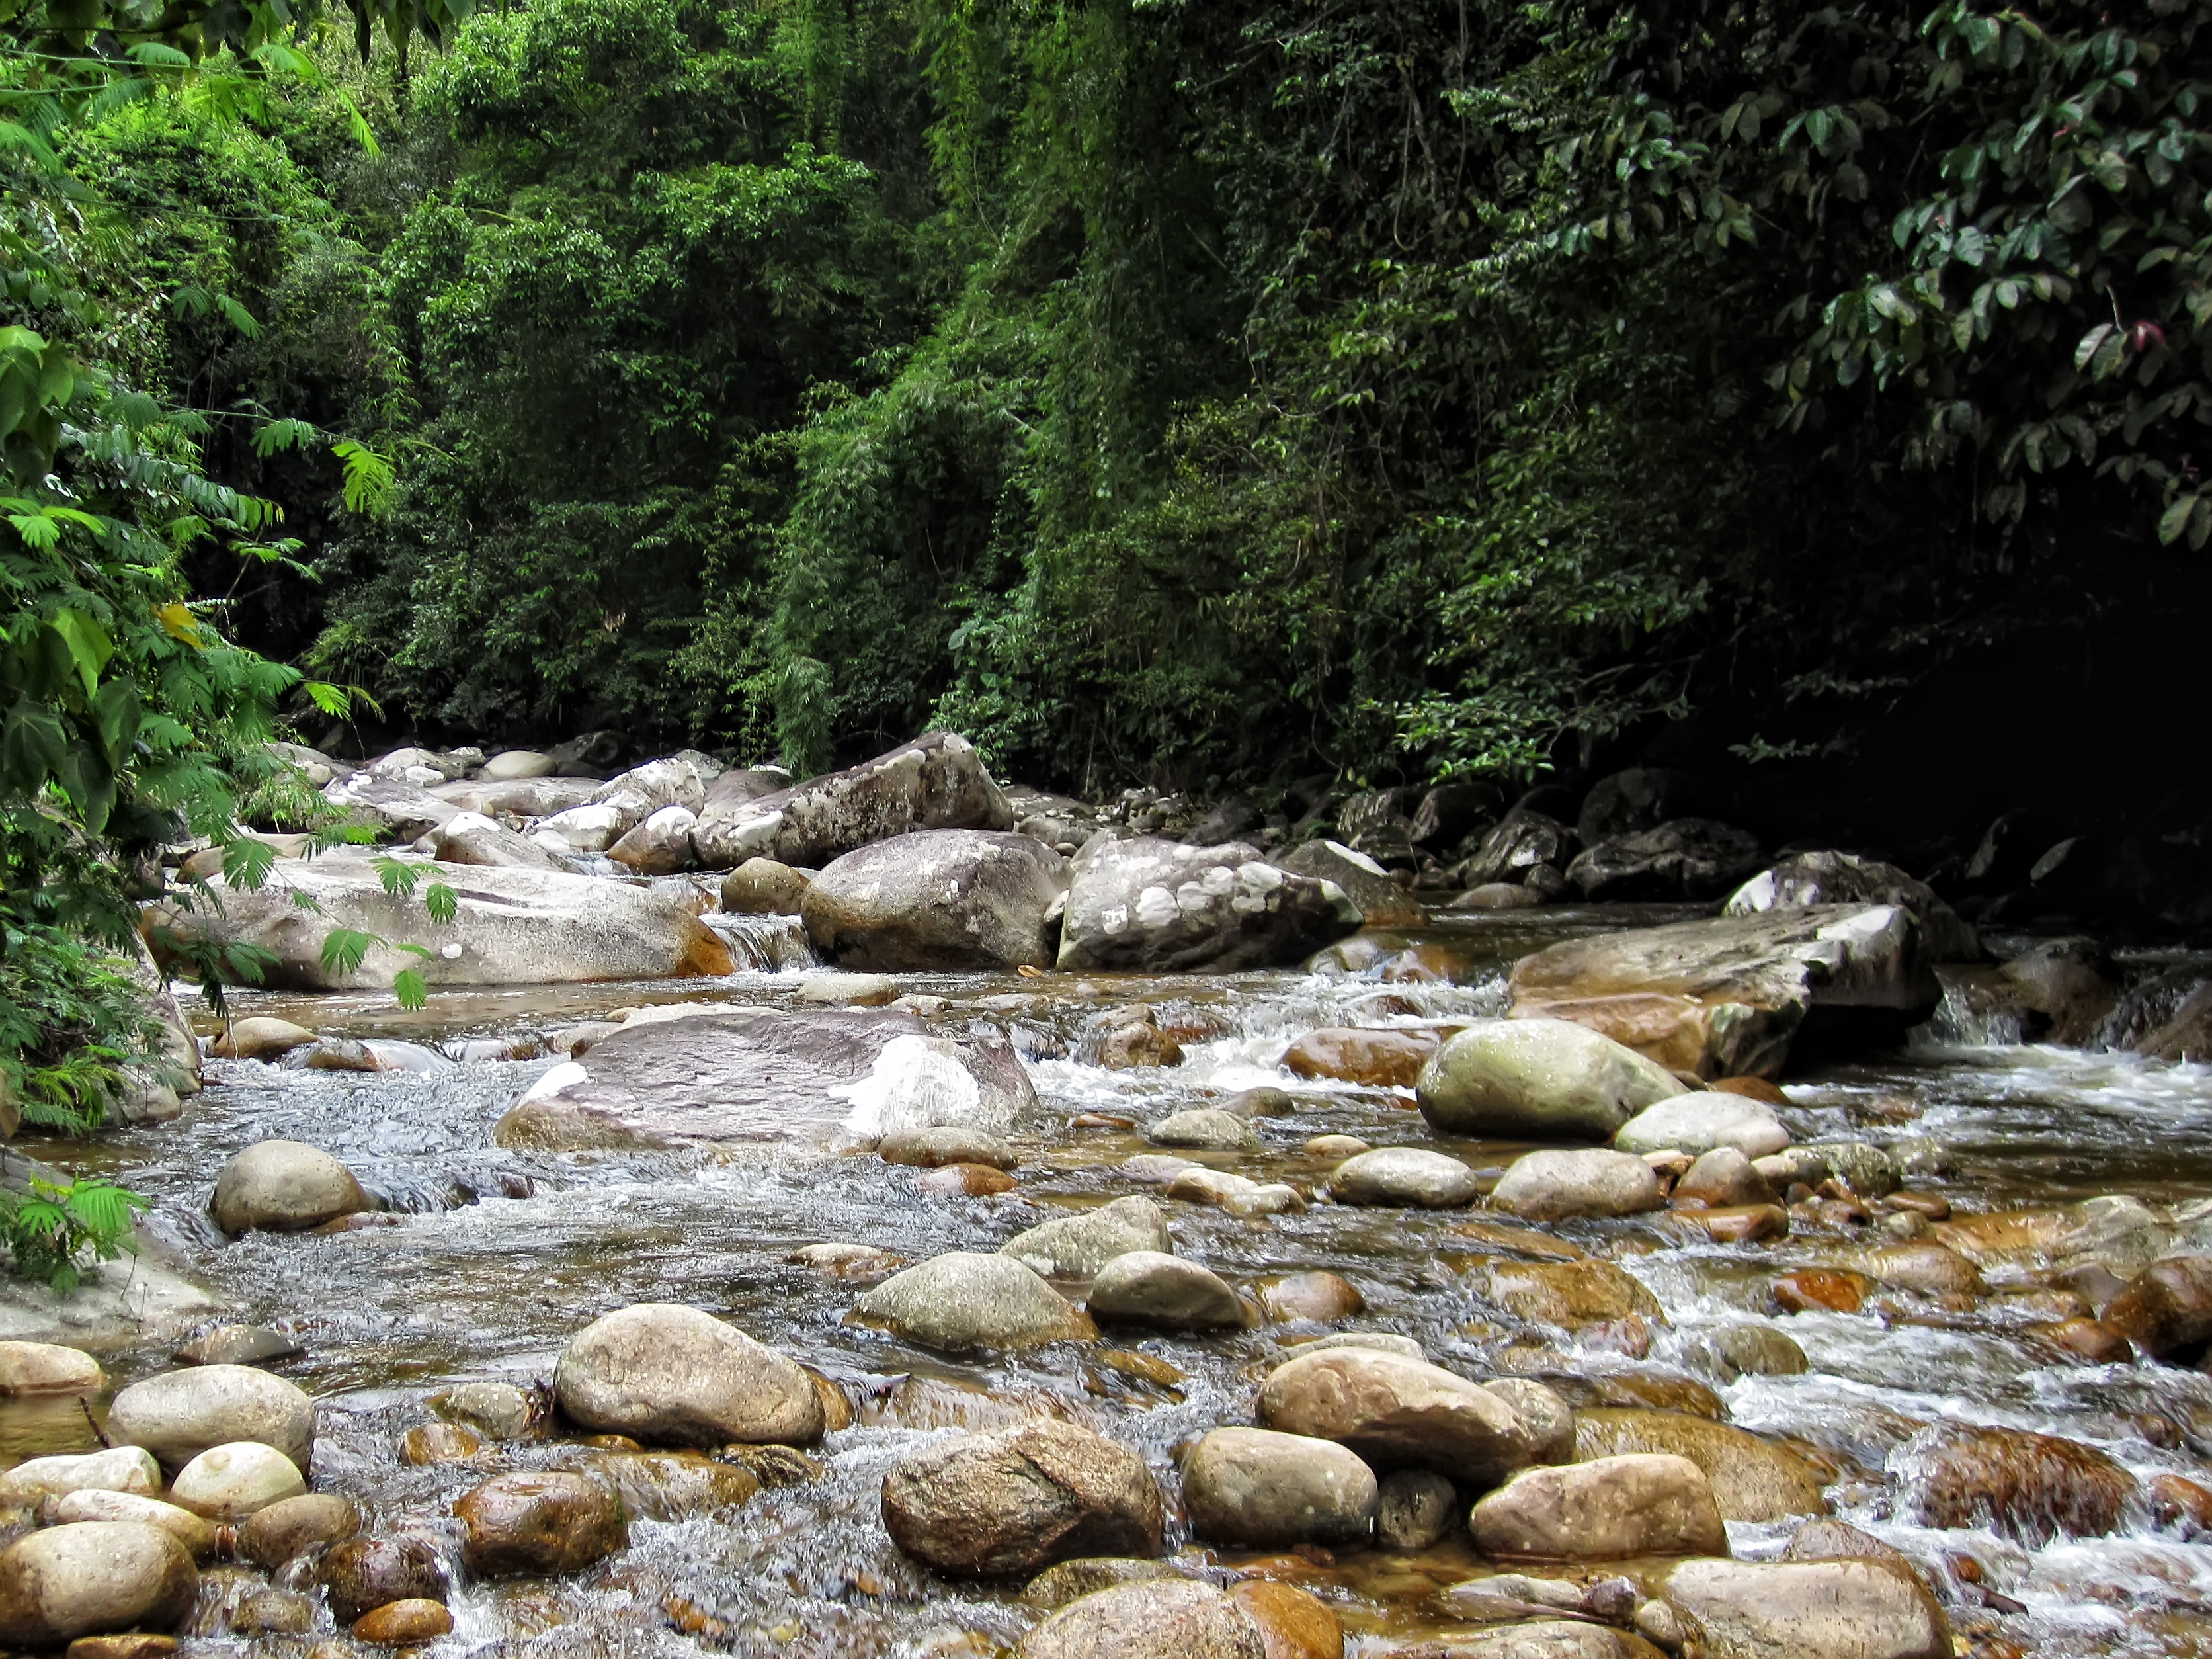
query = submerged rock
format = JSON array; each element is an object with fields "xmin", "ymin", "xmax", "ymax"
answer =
[
  {"xmin": 1418, "ymin": 1019, "xmax": 1684, "ymax": 1141},
  {"xmin": 880, "ymin": 1420, "xmax": 1163, "ymax": 1578},
  {"xmin": 1905, "ymin": 1424, "xmax": 2135, "ymax": 1543},
  {"xmin": 147, "ymin": 860, "xmax": 734, "ymax": 989},
  {"xmin": 803, "ymin": 830, "xmax": 1069, "ymax": 970},
  {"xmin": 496, "ymin": 1006, "xmax": 1034, "ymax": 1154},
  {"xmin": 1056, "ymin": 836, "xmax": 1360, "ymax": 972},
  {"xmin": 1506, "ymin": 905, "xmax": 1932, "ymax": 1079},
  {"xmin": 553, "ymin": 1304, "xmax": 823, "ymax": 1448},
  {"xmin": 317, "ymin": 1536, "xmax": 446, "ymax": 1623}
]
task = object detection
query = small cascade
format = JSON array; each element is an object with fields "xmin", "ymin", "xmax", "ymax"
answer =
[
  {"xmin": 1915, "ymin": 965, "xmax": 2026, "ymax": 1048},
  {"xmin": 704, "ymin": 910, "xmax": 818, "ymax": 972}
]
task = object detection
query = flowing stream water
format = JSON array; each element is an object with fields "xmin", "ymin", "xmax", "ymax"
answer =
[{"xmin": 13, "ymin": 902, "xmax": 2212, "ymax": 1658}]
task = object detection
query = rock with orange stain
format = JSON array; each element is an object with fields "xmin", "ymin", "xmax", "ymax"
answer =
[
  {"xmin": 2032, "ymin": 1318, "xmax": 2133, "ymax": 1366},
  {"xmin": 351, "ymin": 1600, "xmax": 453, "ymax": 1645},
  {"xmin": 1772, "ymin": 1269, "xmax": 1871, "ymax": 1314},
  {"xmin": 1280, "ymin": 1028, "xmax": 1438, "ymax": 1089},
  {"xmin": 1674, "ymin": 1205, "xmax": 1790, "ymax": 1245},
  {"xmin": 1228, "ymin": 1580, "xmax": 1342, "ymax": 1659},
  {"xmin": 914, "ymin": 1162, "xmax": 1020, "ymax": 1197}
]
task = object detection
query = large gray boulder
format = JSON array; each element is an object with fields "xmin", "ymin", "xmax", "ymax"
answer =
[
  {"xmin": 0, "ymin": 1523, "xmax": 198, "ymax": 1646},
  {"xmin": 1655, "ymin": 1557, "xmax": 1951, "ymax": 1659},
  {"xmin": 1506, "ymin": 905, "xmax": 1932, "ymax": 1080},
  {"xmin": 1182, "ymin": 1427, "xmax": 1377, "ymax": 1547},
  {"xmin": 106, "ymin": 1365, "xmax": 314, "ymax": 1471},
  {"xmin": 1418, "ymin": 1019, "xmax": 1685, "ymax": 1140},
  {"xmin": 1057, "ymin": 837, "xmax": 1360, "ymax": 972},
  {"xmin": 431, "ymin": 775, "xmax": 602, "ymax": 817},
  {"xmin": 320, "ymin": 773, "xmax": 459, "ymax": 841},
  {"xmin": 881, "ymin": 1420, "xmax": 1162, "ymax": 1578},
  {"xmin": 589, "ymin": 758, "xmax": 706, "ymax": 830},
  {"xmin": 1567, "ymin": 819, "xmax": 1764, "ymax": 901},
  {"xmin": 803, "ymin": 830, "xmax": 1069, "ymax": 970},
  {"xmin": 1455, "ymin": 808, "xmax": 1574, "ymax": 887},
  {"xmin": 1256, "ymin": 1347, "xmax": 1571, "ymax": 1487},
  {"xmin": 852, "ymin": 1252, "xmax": 1095, "ymax": 1351},
  {"xmin": 1727, "ymin": 849, "xmax": 1981, "ymax": 963},
  {"xmin": 553, "ymin": 1303, "xmax": 822, "ymax": 1447},
  {"xmin": 692, "ymin": 732, "xmax": 1014, "ymax": 870},
  {"xmin": 495, "ymin": 1007, "xmax": 1034, "ymax": 1154},
  {"xmin": 145, "ymin": 858, "xmax": 735, "ymax": 989},
  {"xmin": 429, "ymin": 811, "xmax": 571, "ymax": 872}
]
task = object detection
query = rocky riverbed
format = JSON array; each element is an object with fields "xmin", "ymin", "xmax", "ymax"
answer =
[{"xmin": 3, "ymin": 736, "xmax": 2211, "ymax": 1659}]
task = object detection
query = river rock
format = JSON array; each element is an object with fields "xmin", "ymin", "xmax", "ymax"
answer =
[
  {"xmin": 207, "ymin": 1140, "xmax": 368, "ymax": 1235},
  {"xmin": 1491, "ymin": 1150, "xmax": 1664, "ymax": 1222},
  {"xmin": 430, "ymin": 811, "xmax": 570, "ymax": 871},
  {"xmin": 721, "ymin": 858, "xmax": 811, "ymax": 915},
  {"xmin": 1616, "ymin": 1095, "xmax": 1790, "ymax": 1159},
  {"xmin": 0, "ymin": 1449, "xmax": 159, "ymax": 1502},
  {"xmin": 1834, "ymin": 1242, "xmax": 1983, "ymax": 1296},
  {"xmin": 1670, "ymin": 1147, "xmax": 1774, "ymax": 1208},
  {"xmin": 853, "ymin": 1252, "xmax": 1095, "ymax": 1350},
  {"xmin": 235, "ymin": 1494, "xmax": 360, "ymax": 1568},
  {"xmin": 1656, "ymin": 1557, "xmax": 1951, "ymax": 1659},
  {"xmin": 587, "ymin": 758, "xmax": 705, "ymax": 828},
  {"xmin": 532, "ymin": 802, "xmax": 626, "ymax": 853},
  {"xmin": 879, "ymin": 1125, "xmax": 1018, "ymax": 1170},
  {"xmin": 1181, "ymin": 1427, "xmax": 1377, "ymax": 1547},
  {"xmin": 880, "ymin": 1420, "xmax": 1163, "ymax": 1578},
  {"xmin": 147, "ymin": 859, "xmax": 734, "ymax": 988},
  {"xmin": 1457, "ymin": 808, "xmax": 1575, "ymax": 888},
  {"xmin": 554, "ymin": 1304, "xmax": 821, "ymax": 1447},
  {"xmin": 1055, "ymin": 836, "xmax": 1360, "ymax": 972},
  {"xmin": 1281, "ymin": 1027, "xmax": 1439, "ymax": 1088},
  {"xmin": 497, "ymin": 1006, "xmax": 1034, "ymax": 1153},
  {"xmin": 1468, "ymin": 1453, "xmax": 1727, "ymax": 1560},
  {"xmin": 173, "ymin": 1324, "xmax": 302, "ymax": 1367},
  {"xmin": 1276, "ymin": 840, "xmax": 1425, "ymax": 927},
  {"xmin": 1086, "ymin": 1253, "xmax": 1243, "ymax": 1330},
  {"xmin": 0, "ymin": 1341, "xmax": 101, "ymax": 1396},
  {"xmin": 608, "ymin": 805, "xmax": 700, "ymax": 874},
  {"xmin": 802, "ymin": 830, "xmax": 1069, "ymax": 970},
  {"xmin": 1506, "ymin": 906, "xmax": 1931, "ymax": 1080},
  {"xmin": 208, "ymin": 1017, "xmax": 317, "ymax": 1062},
  {"xmin": 317, "ymin": 1537, "xmax": 446, "ymax": 1623},
  {"xmin": 454, "ymin": 1472, "xmax": 629, "ymax": 1576},
  {"xmin": 430, "ymin": 1381, "xmax": 535, "ymax": 1441},
  {"xmin": 167, "ymin": 1443, "xmax": 304, "ymax": 1519},
  {"xmin": 352, "ymin": 1599, "xmax": 452, "ymax": 1644},
  {"xmin": 1485, "ymin": 1261, "xmax": 1662, "ymax": 1328},
  {"xmin": 586, "ymin": 1451, "xmax": 758, "ymax": 1519},
  {"xmin": 1002, "ymin": 1197, "xmax": 1172, "ymax": 1278},
  {"xmin": 1905, "ymin": 1424, "xmax": 2134, "ymax": 1543},
  {"xmin": 0, "ymin": 1523, "xmax": 197, "ymax": 1646},
  {"xmin": 1375, "ymin": 1468, "xmax": 1457, "ymax": 1549},
  {"xmin": 1690, "ymin": 1326, "xmax": 1807, "ymax": 1381},
  {"xmin": 690, "ymin": 731, "xmax": 1012, "ymax": 868},
  {"xmin": 1418, "ymin": 1019, "xmax": 1684, "ymax": 1140},
  {"xmin": 1330, "ymin": 1147, "xmax": 1479, "ymax": 1208},
  {"xmin": 401, "ymin": 1422, "xmax": 481, "ymax": 1465},
  {"xmin": 2103, "ymin": 1254, "xmax": 2212, "ymax": 1361},
  {"xmin": 321, "ymin": 773, "xmax": 459, "ymax": 841},
  {"xmin": 1573, "ymin": 1409, "xmax": 1826, "ymax": 1522},
  {"xmin": 1022, "ymin": 1558, "xmax": 1184, "ymax": 1609},
  {"xmin": 106, "ymin": 1365, "xmax": 314, "ymax": 1471},
  {"xmin": 1256, "ymin": 1347, "xmax": 1571, "ymax": 1486},
  {"xmin": 47, "ymin": 1493, "xmax": 216, "ymax": 1562},
  {"xmin": 1017, "ymin": 1578, "xmax": 1263, "ymax": 1659},
  {"xmin": 1257, "ymin": 1272, "xmax": 1365, "ymax": 1324},
  {"xmin": 1568, "ymin": 819, "xmax": 1764, "ymax": 902},
  {"xmin": 1727, "ymin": 849, "xmax": 1981, "ymax": 964},
  {"xmin": 479, "ymin": 749, "xmax": 554, "ymax": 781},
  {"xmin": 1146, "ymin": 1109, "xmax": 1256, "ymax": 1150}
]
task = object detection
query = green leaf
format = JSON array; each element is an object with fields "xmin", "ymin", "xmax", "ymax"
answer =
[
  {"xmin": 371, "ymin": 855, "xmax": 421, "ymax": 896},
  {"xmin": 2159, "ymin": 493, "xmax": 2199, "ymax": 544},
  {"xmin": 392, "ymin": 968, "xmax": 427, "ymax": 1010},
  {"xmin": 424, "ymin": 882, "xmax": 458, "ymax": 925},
  {"xmin": 319, "ymin": 929, "xmax": 376, "ymax": 978}
]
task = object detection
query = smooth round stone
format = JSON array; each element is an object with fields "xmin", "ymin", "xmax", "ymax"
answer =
[
  {"xmin": 879, "ymin": 1125, "xmax": 1018, "ymax": 1170},
  {"xmin": 0, "ymin": 1342, "xmax": 101, "ymax": 1396},
  {"xmin": 209, "ymin": 1018, "xmax": 317, "ymax": 1062},
  {"xmin": 881, "ymin": 1420, "xmax": 1163, "ymax": 1578},
  {"xmin": 352, "ymin": 1599, "xmax": 454, "ymax": 1645},
  {"xmin": 554, "ymin": 1304, "xmax": 823, "ymax": 1448},
  {"xmin": 429, "ymin": 1381, "xmax": 535, "ymax": 1441},
  {"xmin": 46, "ymin": 1493, "xmax": 216, "ymax": 1562},
  {"xmin": 852, "ymin": 1252, "xmax": 1096, "ymax": 1351},
  {"xmin": 1329, "ymin": 1147, "xmax": 1479, "ymax": 1207},
  {"xmin": 1296, "ymin": 1332, "xmax": 1424, "ymax": 1360},
  {"xmin": 236, "ymin": 1494, "xmax": 361, "ymax": 1569},
  {"xmin": 173, "ymin": 1326, "xmax": 303, "ymax": 1368},
  {"xmin": 1022, "ymin": 1558, "xmax": 1184, "ymax": 1610},
  {"xmin": 1469, "ymin": 1453, "xmax": 1728, "ymax": 1560},
  {"xmin": 1416, "ymin": 1018, "xmax": 1683, "ymax": 1140},
  {"xmin": 318, "ymin": 1537, "xmax": 447, "ymax": 1623},
  {"xmin": 0, "ymin": 1448, "xmax": 159, "ymax": 1502},
  {"xmin": 914, "ymin": 1162, "xmax": 1020, "ymax": 1196},
  {"xmin": 1181, "ymin": 1427, "xmax": 1377, "ymax": 1547},
  {"xmin": 454, "ymin": 1471, "xmax": 629, "ymax": 1576},
  {"xmin": 1145, "ymin": 1109, "xmax": 1258, "ymax": 1150},
  {"xmin": 1086, "ymin": 1252, "xmax": 1245, "ymax": 1331},
  {"xmin": 1017, "ymin": 1578, "xmax": 1264, "ymax": 1659},
  {"xmin": 106, "ymin": 1366, "xmax": 315, "ymax": 1472},
  {"xmin": 1692, "ymin": 1325, "xmax": 1809, "ymax": 1381},
  {"xmin": 1219, "ymin": 1087, "xmax": 1294, "ymax": 1118},
  {"xmin": 402, "ymin": 1422, "xmax": 483, "ymax": 1465},
  {"xmin": 1489, "ymin": 1148, "xmax": 1664, "ymax": 1221},
  {"xmin": 0, "ymin": 1523, "xmax": 198, "ymax": 1647},
  {"xmin": 1656, "ymin": 1558, "xmax": 1949, "ymax": 1659},
  {"xmin": 167, "ymin": 1443, "xmax": 305, "ymax": 1519},
  {"xmin": 1001, "ymin": 1197, "xmax": 1172, "ymax": 1278},
  {"xmin": 1257, "ymin": 1272, "xmax": 1365, "ymax": 1324},
  {"xmin": 1374, "ymin": 1468, "xmax": 1456, "ymax": 1549},
  {"xmin": 1304, "ymin": 1134, "xmax": 1370, "ymax": 1158},
  {"xmin": 207, "ymin": 1140, "xmax": 370, "ymax": 1235},
  {"xmin": 1616, "ymin": 1093, "xmax": 1791, "ymax": 1158}
]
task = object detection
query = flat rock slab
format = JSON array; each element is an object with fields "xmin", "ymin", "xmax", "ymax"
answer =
[
  {"xmin": 146, "ymin": 859, "xmax": 734, "ymax": 989},
  {"xmin": 496, "ymin": 1007, "xmax": 1035, "ymax": 1153},
  {"xmin": 1506, "ymin": 905, "xmax": 1930, "ymax": 1078}
]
